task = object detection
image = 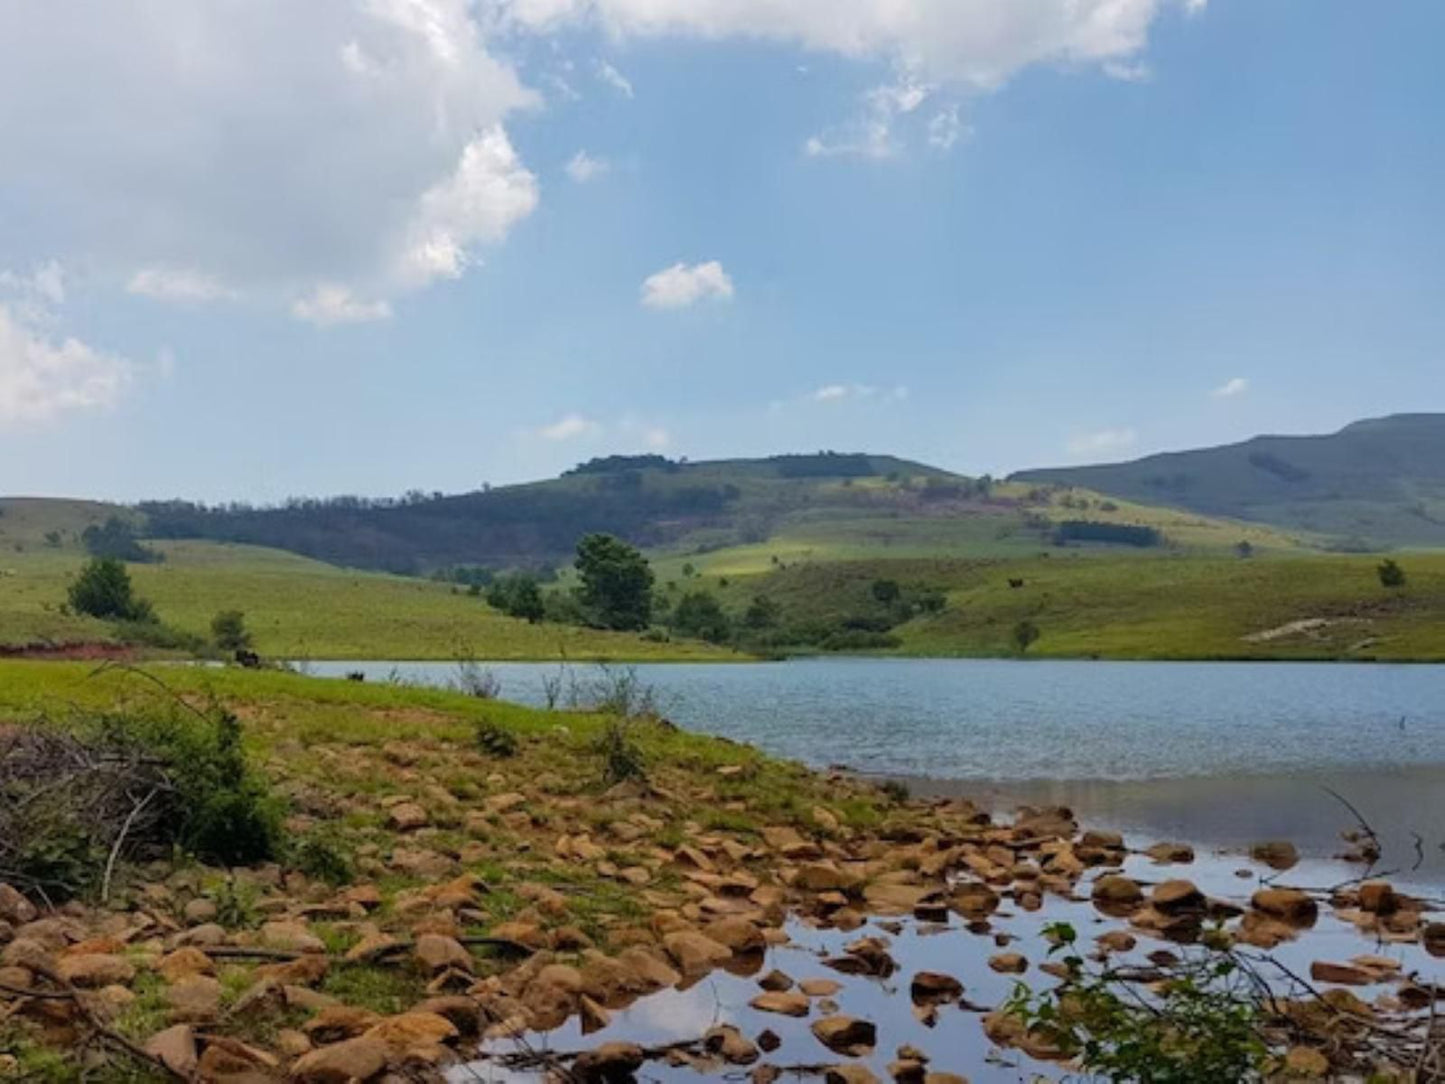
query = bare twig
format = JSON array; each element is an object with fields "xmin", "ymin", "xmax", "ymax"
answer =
[{"xmin": 101, "ymin": 786, "xmax": 159, "ymax": 903}]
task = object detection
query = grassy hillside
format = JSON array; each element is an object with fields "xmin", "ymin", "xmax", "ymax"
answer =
[
  {"xmin": 1012, "ymin": 413, "xmax": 1445, "ymax": 549},
  {"xmin": 0, "ymin": 540, "xmax": 736, "ymax": 661}
]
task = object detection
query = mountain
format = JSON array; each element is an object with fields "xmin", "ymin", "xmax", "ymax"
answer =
[{"xmin": 1011, "ymin": 414, "xmax": 1445, "ymax": 548}]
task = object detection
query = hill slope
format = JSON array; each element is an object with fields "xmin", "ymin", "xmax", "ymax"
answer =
[{"xmin": 1011, "ymin": 414, "xmax": 1445, "ymax": 548}]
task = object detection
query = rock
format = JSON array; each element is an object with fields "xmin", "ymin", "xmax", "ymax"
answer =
[
  {"xmin": 1090, "ymin": 875, "xmax": 1142, "ymax": 908},
  {"xmin": 157, "ymin": 947, "xmax": 215, "ymax": 983},
  {"xmin": 1423, "ymin": 923, "xmax": 1445, "ymax": 958},
  {"xmin": 345, "ymin": 932, "xmax": 401, "ymax": 964},
  {"xmin": 825, "ymin": 1066, "xmax": 879, "ymax": 1084},
  {"xmin": 175, "ymin": 923, "xmax": 227, "ymax": 947},
  {"xmin": 1283, "ymin": 1045, "xmax": 1330, "ymax": 1078},
  {"xmin": 182, "ymin": 898, "xmax": 218, "ymax": 925},
  {"xmin": 1151, "ymin": 880, "xmax": 1205, "ymax": 914},
  {"xmin": 1096, "ymin": 931, "xmax": 1136, "ymax": 953},
  {"xmin": 758, "ymin": 969, "xmax": 794, "ymax": 992},
  {"xmin": 304, "ymin": 1006, "xmax": 382, "ymax": 1043},
  {"xmin": 261, "ymin": 920, "xmax": 326, "ymax": 954},
  {"xmin": 800, "ymin": 978, "xmax": 842, "ymax": 997},
  {"xmin": 1252, "ymin": 888, "xmax": 1318, "ymax": 924},
  {"xmin": 811, "ymin": 1016, "xmax": 877, "ymax": 1056},
  {"xmin": 910, "ymin": 972, "xmax": 963, "ymax": 1002},
  {"xmin": 1309, "ymin": 961, "xmax": 1375, "ymax": 986},
  {"xmin": 579, "ymin": 994, "xmax": 610, "ymax": 1033},
  {"xmin": 387, "ymin": 802, "xmax": 430, "ymax": 831},
  {"xmin": 951, "ymin": 883, "xmax": 999, "ymax": 918},
  {"xmin": 615, "ymin": 946, "xmax": 681, "ymax": 991},
  {"xmin": 988, "ymin": 953, "xmax": 1027, "ymax": 975},
  {"xmin": 166, "ymin": 975, "xmax": 223, "ymax": 1024},
  {"xmin": 363, "ymin": 1010, "xmax": 459, "ymax": 1051},
  {"xmin": 888, "ymin": 1059, "xmax": 926, "ymax": 1084},
  {"xmin": 704, "ymin": 916, "xmax": 765, "ymax": 954},
  {"xmin": 289, "ymin": 1035, "xmax": 389, "ymax": 1082},
  {"xmin": 1250, "ymin": 841, "xmax": 1299, "ymax": 871},
  {"xmin": 663, "ymin": 930, "xmax": 731, "ymax": 974},
  {"xmin": 199, "ymin": 1036, "xmax": 281, "ymax": 1079},
  {"xmin": 1357, "ymin": 882, "xmax": 1398, "ymax": 914},
  {"xmin": 144, "ymin": 1025, "xmax": 198, "ymax": 1077},
  {"xmin": 0, "ymin": 884, "xmax": 38, "ymax": 925},
  {"xmin": 705, "ymin": 1024, "xmax": 760, "ymax": 1065},
  {"xmin": 923, "ymin": 1075, "xmax": 967, "ymax": 1084},
  {"xmin": 572, "ymin": 1041, "xmax": 646, "ymax": 1083},
  {"xmin": 749, "ymin": 990, "xmax": 811, "ymax": 1017},
  {"xmin": 1145, "ymin": 842, "xmax": 1194, "ymax": 864},
  {"xmin": 414, "ymin": 934, "xmax": 472, "ymax": 974},
  {"xmin": 752, "ymin": 1066, "xmax": 782, "ymax": 1084},
  {"xmin": 794, "ymin": 863, "xmax": 863, "ymax": 894},
  {"xmin": 277, "ymin": 1029, "xmax": 313, "ymax": 1058},
  {"xmin": 56, "ymin": 954, "xmax": 135, "ymax": 989}
]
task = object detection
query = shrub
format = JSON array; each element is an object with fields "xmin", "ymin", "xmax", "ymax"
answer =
[
  {"xmin": 289, "ymin": 829, "xmax": 354, "ymax": 886},
  {"xmin": 1013, "ymin": 619, "xmax": 1041, "ymax": 655},
  {"xmin": 1377, "ymin": 558, "xmax": 1406, "ymax": 588},
  {"xmin": 486, "ymin": 572, "xmax": 545, "ymax": 623},
  {"xmin": 474, "ymin": 719, "xmax": 519, "ymax": 758},
  {"xmin": 594, "ymin": 719, "xmax": 647, "ymax": 785},
  {"xmin": 211, "ymin": 609, "xmax": 252, "ymax": 651},
  {"xmin": 67, "ymin": 557, "xmax": 154, "ymax": 621},
  {"xmin": 670, "ymin": 590, "xmax": 731, "ymax": 643}
]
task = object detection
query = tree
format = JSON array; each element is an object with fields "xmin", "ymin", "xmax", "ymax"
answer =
[
  {"xmin": 1012, "ymin": 619, "xmax": 1040, "ymax": 655},
  {"xmin": 1235, "ymin": 540, "xmax": 1255, "ymax": 559},
  {"xmin": 575, "ymin": 533, "xmax": 654, "ymax": 631},
  {"xmin": 871, "ymin": 579, "xmax": 901, "ymax": 605},
  {"xmin": 485, "ymin": 573, "xmax": 545, "ymax": 623},
  {"xmin": 1377, "ymin": 559, "xmax": 1407, "ymax": 588},
  {"xmin": 671, "ymin": 591, "xmax": 731, "ymax": 643},
  {"xmin": 211, "ymin": 610, "xmax": 252, "ymax": 651},
  {"xmin": 81, "ymin": 516, "xmax": 161, "ymax": 563},
  {"xmin": 68, "ymin": 558, "xmax": 153, "ymax": 621},
  {"xmin": 743, "ymin": 595, "xmax": 780, "ymax": 630}
]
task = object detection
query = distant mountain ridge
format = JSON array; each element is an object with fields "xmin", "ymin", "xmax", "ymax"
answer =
[{"xmin": 1011, "ymin": 413, "xmax": 1445, "ymax": 548}]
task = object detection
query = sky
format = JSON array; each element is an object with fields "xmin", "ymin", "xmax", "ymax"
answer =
[{"xmin": 1, "ymin": 0, "xmax": 1441, "ymax": 502}]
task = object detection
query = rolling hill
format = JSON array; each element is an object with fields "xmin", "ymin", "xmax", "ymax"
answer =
[{"xmin": 1011, "ymin": 413, "xmax": 1445, "ymax": 549}]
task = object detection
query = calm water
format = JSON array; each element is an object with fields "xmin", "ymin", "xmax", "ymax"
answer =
[{"xmin": 310, "ymin": 658, "xmax": 1445, "ymax": 877}]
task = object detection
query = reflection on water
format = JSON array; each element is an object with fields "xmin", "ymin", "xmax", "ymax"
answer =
[{"xmin": 449, "ymin": 847, "xmax": 1445, "ymax": 1083}]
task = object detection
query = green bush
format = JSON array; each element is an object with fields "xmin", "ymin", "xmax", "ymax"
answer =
[
  {"xmin": 211, "ymin": 609, "xmax": 252, "ymax": 651},
  {"xmin": 474, "ymin": 719, "xmax": 519, "ymax": 758},
  {"xmin": 595, "ymin": 719, "xmax": 647, "ymax": 785},
  {"xmin": 289, "ymin": 829, "xmax": 354, "ymax": 886},
  {"xmin": 67, "ymin": 557, "xmax": 154, "ymax": 621}
]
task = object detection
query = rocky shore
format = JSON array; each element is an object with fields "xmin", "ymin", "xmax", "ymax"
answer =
[{"xmin": 1, "ymin": 669, "xmax": 1442, "ymax": 1082}]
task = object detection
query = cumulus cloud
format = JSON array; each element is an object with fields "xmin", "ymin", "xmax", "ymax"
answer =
[
  {"xmin": 291, "ymin": 286, "xmax": 393, "ymax": 327},
  {"xmin": 0, "ymin": 301, "xmax": 132, "ymax": 426},
  {"xmin": 492, "ymin": 0, "xmax": 1194, "ymax": 90},
  {"xmin": 565, "ymin": 150, "xmax": 610, "ymax": 183},
  {"xmin": 1211, "ymin": 377, "xmax": 1249, "ymax": 399},
  {"xmin": 640, "ymin": 261, "xmax": 734, "ymax": 309},
  {"xmin": 1067, "ymin": 427, "xmax": 1138, "ymax": 457},
  {"xmin": 536, "ymin": 413, "xmax": 601, "ymax": 440},
  {"xmin": 127, "ymin": 267, "xmax": 236, "ymax": 303},
  {"xmin": 0, "ymin": 1, "xmax": 537, "ymax": 317},
  {"xmin": 0, "ymin": 261, "xmax": 66, "ymax": 307}
]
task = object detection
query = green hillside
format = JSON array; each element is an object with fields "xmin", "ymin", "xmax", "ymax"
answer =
[{"xmin": 1011, "ymin": 413, "xmax": 1445, "ymax": 549}]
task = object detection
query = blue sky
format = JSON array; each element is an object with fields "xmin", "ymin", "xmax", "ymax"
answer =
[{"xmin": 0, "ymin": 0, "xmax": 1441, "ymax": 502}]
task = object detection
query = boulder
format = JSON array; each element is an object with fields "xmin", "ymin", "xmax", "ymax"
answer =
[
  {"xmin": 572, "ymin": 1041, "xmax": 646, "ymax": 1084},
  {"xmin": 166, "ymin": 975, "xmax": 223, "ymax": 1024},
  {"xmin": 988, "ymin": 953, "xmax": 1027, "ymax": 975},
  {"xmin": 662, "ymin": 931, "xmax": 731, "ymax": 974},
  {"xmin": 909, "ymin": 971, "xmax": 963, "ymax": 1002},
  {"xmin": 749, "ymin": 990, "xmax": 811, "ymax": 1017},
  {"xmin": 387, "ymin": 802, "xmax": 430, "ymax": 831},
  {"xmin": 414, "ymin": 934, "xmax": 472, "ymax": 974},
  {"xmin": 1251, "ymin": 888, "xmax": 1318, "ymax": 924},
  {"xmin": 1250, "ymin": 841, "xmax": 1299, "ymax": 871},
  {"xmin": 825, "ymin": 1067, "xmax": 879, "ymax": 1084},
  {"xmin": 289, "ymin": 1036, "xmax": 389, "ymax": 1083},
  {"xmin": 1423, "ymin": 923, "xmax": 1445, "ymax": 958},
  {"xmin": 1090, "ymin": 875, "xmax": 1142, "ymax": 909},
  {"xmin": 0, "ymin": 884, "xmax": 37, "ymax": 925},
  {"xmin": 704, "ymin": 1024, "xmax": 760, "ymax": 1065},
  {"xmin": 1145, "ymin": 842, "xmax": 1195, "ymax": 864},
  {"xmin": 1151, "ymin": 880, "xmax": 1205, "ymax": 914},
  {"xmin": 56, "ymin": 954, "xmax": 135, "ymax": 989},
  {"xmin": 811, "ymin": 1016, "xmax": 877, "ymax": 1057},
  {"xmin": 1309, "ymin": 961, "xmax": 1375, "ymax": 986},
  {"xmin": 1357, "ymin": 882, "xmax": 1398, "ymax": 915},
  {"xmin": 704, "ymin": 917, "xmax": 765, "ymax": 955},
  {"xmin": 143, "ymin": 1025, "xmax": 198, "ymax": 1077}
]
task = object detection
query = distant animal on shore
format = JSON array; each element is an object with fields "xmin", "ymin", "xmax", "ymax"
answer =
[
  {"xmin": 234, "ymin": 649, "xmax": 261, "ymax": 669},
  {"xmin": 1008, "ymin": 578, "xmax": 1025, "ymax": 589},
  {"xmin": 346, "ymin": 671, "xmax": 366, "ymax": 682}
]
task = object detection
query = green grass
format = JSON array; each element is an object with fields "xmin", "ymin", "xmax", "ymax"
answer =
[{"xmin": 0, "ymin": 540, "xmax": 737, "ymax": 660}]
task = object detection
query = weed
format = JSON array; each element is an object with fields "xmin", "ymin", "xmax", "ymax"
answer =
[{"xmin": 474, "ymin": 718, "xmax": 519, "ymax": 758}]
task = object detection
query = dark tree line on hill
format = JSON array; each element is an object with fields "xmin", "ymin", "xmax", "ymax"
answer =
[
  {"xmin": 138, "ymin": 481, "xmax": 740, "ymax": 573},
  {"xmin": 1051, "ymin": 520, "xmax": 1163, "ymax": 548}
]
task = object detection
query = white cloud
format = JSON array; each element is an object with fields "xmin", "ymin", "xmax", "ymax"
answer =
[
  {"xmin": 291, "ymin": 285, "xmax": 393, "ymax": 327},
  {"xmin": 1067, "ymin": 427, "xmax": 1138, "ymax": 457},
  {"xmin": 640, "ymin": 261, "xmax": 734, "ymax": 309},
  {"xmin": 0, "ymin": 302, "xmax": 132, "ymax": 425},
  {"xmin": 395, "ymin": 126, "xmax": 539, "ymax": 289},
  {"xmin": 1211, "ymin": 377, "xmax": 1249, "ymax": 399},
  {"xmin": 1103, "ymin": 59, "xmax": 1152, "ymax": 82},
  {"xmin": 565, "ymin": 150, "xmax": 610, "ymax": 183},
  {"xmin": 537, "ymin": 413, "xmax": 601, "ymax": 440},
  {"xmin": 495, "ymin": 1, "xmax": 1196, "ymax": 90},
  {"xmin": 0, "ymin": 2, "xmax": 537, "ymax": 313},
  {"xmin": 927, "ymin": 106, "xmax": 965, "ymax": 151},
  {"xmin": 596, "ymin": 59, "xmax": 634, "ymax": 97},
  {"xmin": 813, "ymin": 384, "xmax": 852, "ymax": 402},
  {"xmin": 127, "ymin": 267, "xmax": 235, "ymax": 303},
  {"xmin": 809, "ymin": 383, "xmax": 907, "ymax": 403},
  {"xmin": 0, "ymin": 261, "xmax": 66, "ymax": 308}
]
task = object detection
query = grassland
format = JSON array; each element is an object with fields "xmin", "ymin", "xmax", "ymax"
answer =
[{"xmin": 0, "ymin": 539, "xmax": 736, "ymax": 661}]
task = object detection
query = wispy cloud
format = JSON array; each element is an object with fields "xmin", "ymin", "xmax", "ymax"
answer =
[
  {"xmin": 1211, "ymin": 377, "xmax": 1249, "ymax": 399},
  {"xmin": 290, "ymin": 285, "xmax": 392, "ymax": 327},
  {"xmin": 640, "ymin": 261, "xmax": 734, "ymax": 309},
  {"xmin": 1067, "ymin": 427, "xmax": 1138, "ymax": 458},
  {"xmin": 127, "ymin": 266, "xmax": 235, "ymax": 303},
  {"xmin": 596, "ymin": 60, "xmax": 634, "ymax": 98},
  {"xmin": 811, "ymin": 383, "xmax": 908, "ymax": 403},
  {"xmin": 536, "ymin": 413, "xmax": 601, "ymax": 441},
  {"xmin": 565, "ymin": 150, "xmax": 609, "ymax": 183}
]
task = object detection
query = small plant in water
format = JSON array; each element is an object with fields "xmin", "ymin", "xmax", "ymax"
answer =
[{"xmin": 1005, "ymin": 921, "xmax": 1268, "ymax": 1084}]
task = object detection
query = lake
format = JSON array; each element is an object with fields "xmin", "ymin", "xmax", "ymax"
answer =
[{"xmin": 308, "ymin": 657, "xmax": 1445, "ymax": 882}]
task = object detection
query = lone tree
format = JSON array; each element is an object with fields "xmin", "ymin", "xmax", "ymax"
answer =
[
  {"xmin": 671, "ymin": 591, "xmax": 731, "ymax": 644},
  {"xmin": 211, "ymin": 610, "xmax": 252, "ymax": 651},
  {"xmin": 1012, "ymin": 619, "xmax": 1041, "ymax": 655},
  {"xmin": 68, "ymin": 557, "xmax": 153, "ymax": 622},
  {"xmin": 1377, "ymin": 559, "xmax": 1407, "ymax": 588},
  {"xmin": 575, "ymin": 533, "xmax": 654, "ymax": 631}
]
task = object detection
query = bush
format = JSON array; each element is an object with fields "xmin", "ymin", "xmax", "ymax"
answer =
[
  {"xmin": 211, "ymin": 609, "xmax": 252, "ymax": 651},
  {"xmin": 289, "ymin": 828, "xmax": 354, "ymax": 886},
  {"xmin": 594, "ymin": 719, "xmax": 647, "ymax": 785},
  {"xmin": 1013, "ymin": 619, "xmax": 1041, "ymax": 655},
  {"xmin": 67, "ymin": 557, "xmax": 154, "ymax": 621},
  {"xmin": 474, "ymin": 719, "xmax": 519, "ymax": 758},
  {"xmin": 486, "ymin": 572, "xmax": 545, "ymax": 622},
  {"xmin": 81, "ymin": 516, "xmax": 162, "ymax": 563},
  {"xmin": 670, "ymin": 590, "xmax": 732, "ymax": 643},
  {"xmin": 1378, "ymin": 558, "xmax": 1407, "ymax": 588}
]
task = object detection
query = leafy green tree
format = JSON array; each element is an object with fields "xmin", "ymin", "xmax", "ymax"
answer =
[
  {"xmin": 575, "ymin": 533, "xmax": 654, "ymax": 631},
  {"xmin": 1012, "ymin": 619, "xmax": 1040, "ymax": 655},
  {"xmin": 1377, "ymin": 558, "xmax": 1406, "ymax": 588},
  {"xmin": 210, "ymin": 610, "xmax": 252, "ymax": 651},
  {"xmin": 743, "ymin": 594, "xmax": 780, "ymax": 630},
  {"xmin": 81, "ymin": 516, "xmax": 161, "ymax": 563},
  {"xmin": 67, "ymin": 558, "xmax": 153, "ymax": 621},
  {"xmin": 485, "ymin": 572, "xmax": 545, "ymax": 623},
  {"xmin": 671, "ymin": 591, "xmax": 731, "ymax": 643}
]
